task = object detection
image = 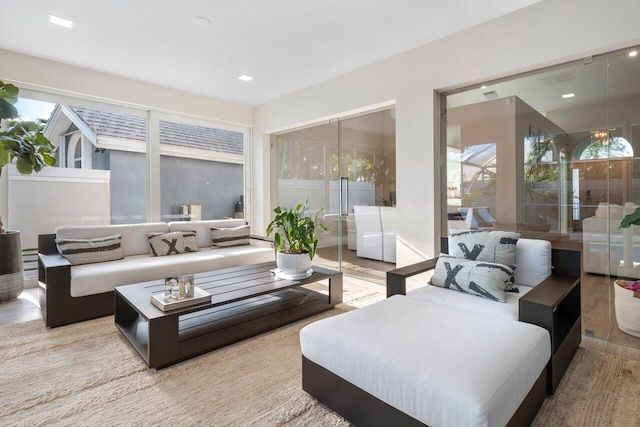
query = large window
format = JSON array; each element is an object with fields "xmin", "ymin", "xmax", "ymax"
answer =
[
  {"xmin": 2, "ymin": 89, "xmax": 249, "ymax": 285},
  {"xmin": 158, "ymin": 117, "xmax": 247, "ymax": 222}
]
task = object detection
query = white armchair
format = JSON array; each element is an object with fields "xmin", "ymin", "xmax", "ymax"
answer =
[
  {"xmin": 583, "ymin": 202, "xmax": 640, "ymax": 278},
  {"xmin": 354, "ymin": 205, "xmax": 396, "ymax": 263}
]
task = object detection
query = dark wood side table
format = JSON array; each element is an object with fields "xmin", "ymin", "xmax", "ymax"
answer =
[{"xmin": 519, "ymin": 270, "xmax": 581, "ymax": 394}]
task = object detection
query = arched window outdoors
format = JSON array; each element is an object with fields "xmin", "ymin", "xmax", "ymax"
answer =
[{"xmin": 574, "ymin": 133, "xmax": 633, "ymax": 160}]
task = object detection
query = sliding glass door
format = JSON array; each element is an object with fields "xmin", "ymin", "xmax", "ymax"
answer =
[
  {"xmin": 274, "ymin": 108, "xmax": 396, "ymax": 282},
  {"xmin": 442, "ymin": 45, "xmax": 640, "ymax": 350}
]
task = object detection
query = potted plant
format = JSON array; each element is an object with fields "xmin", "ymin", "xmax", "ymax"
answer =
[
  {"xmin": 266, "ymin": 199, "xmax": 326, "ymax": 279},
  {"xmin": 0, "ymin": 80, "xmax": 56, "ymax": 301}
]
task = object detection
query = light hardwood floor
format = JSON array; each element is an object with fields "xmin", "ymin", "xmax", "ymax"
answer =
[{"xmin": 0, "ymin": 287, "xmax": 41, "ymax": 326}]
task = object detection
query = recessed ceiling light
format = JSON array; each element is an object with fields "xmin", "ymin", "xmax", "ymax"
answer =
[
  {"xmin": 193, "ymin": 16, "xmax": 211, "ymax": 26},
  {"xmin": 561, "ymin": 93, "xmax": 575, "ymax": 99},
  {"xmin": 629, "ymin": 50, "xmax": 638, "ymax": 58},
  {"xmin": 48, "ymin": 14, "xmax": 73, "ymax": 28},
  {"xmin": 238, "ymin": 75, "xmax": 254, "ymax": 82},
  {"xmin": 481, "ymin": 85, "xmax": 487, "ymax": 89}
]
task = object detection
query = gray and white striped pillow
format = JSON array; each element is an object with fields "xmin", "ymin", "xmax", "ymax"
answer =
[
  {"xmin": 56, "ymin": 234, "xmax": 124, "ymax": 265},
  {"xmin": 430, "ymin": 254, "xmax": 512, "ymax": 303},
  {"xmin": 211, "ymin": 225, "xmax": 250, "ymax": 247}
]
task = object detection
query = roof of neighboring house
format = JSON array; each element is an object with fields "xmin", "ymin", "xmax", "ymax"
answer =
[{"xmin": 69, "ymin": 106, "xmax": 244, "ymax": 155}]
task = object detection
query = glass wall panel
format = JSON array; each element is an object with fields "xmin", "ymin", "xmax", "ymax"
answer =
[
  {"xmin": 606, "ymin": 47, "xmax": 640, "ymax": 347},
  {"xmin": 275, "ymin": 108, "xmax": 396, "ymax": 282},
  {"xmin": 442, "ymin": 49, "xmax": 640, "ymax": 350},
  {"xmin": 158, "ymin": 119, "xmax": 245, "ymax": 222}
]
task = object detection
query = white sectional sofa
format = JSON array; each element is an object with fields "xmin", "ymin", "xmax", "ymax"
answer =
[
  {"xmin": 583, "ymin": 202, "xmax": 640, "ymax": 278},
  {"xmin": 353, "ymin": 205, "xmax": 396, "ymax": 262},
  {"xmin": 38, "ymin": 219, "xmax": 274, "ymax": 327}
]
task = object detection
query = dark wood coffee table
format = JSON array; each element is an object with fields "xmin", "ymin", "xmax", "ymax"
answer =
[{"xmin": 114, "ymin": 261, "xmax": 342, "ymax": 368}]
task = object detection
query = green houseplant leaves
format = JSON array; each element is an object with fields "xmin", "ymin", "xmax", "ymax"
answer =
[
  {"xmin": 0, "ymin": 80, "xmax": 55, "ymax": 173},
  {"xmin": 265, "ymin": 199, "xmax": 327, "ymax": 260},
  {"xmin": 620, "ymin": 207, "xmax": 640, "ymax": 229}
]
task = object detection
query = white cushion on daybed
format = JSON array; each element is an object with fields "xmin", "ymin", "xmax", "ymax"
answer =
[
  {"xmin": 407, "ymin": 284, "xmax": 532, "ymax": 321},
  {"xmin": 300, "ymin": 295, "xmax": 550, "ymax": 427},
  {"xmin": 69, "ymin": 245, "xmax": 274, "ymax": 297}
]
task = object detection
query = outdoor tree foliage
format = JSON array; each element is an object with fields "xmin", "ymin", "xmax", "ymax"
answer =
[{"xmin": 0, "ymin": 80, "xmax": 56, "ymax": 174}]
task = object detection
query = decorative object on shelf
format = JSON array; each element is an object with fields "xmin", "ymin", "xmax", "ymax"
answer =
[
  {"xmin": 0, "ymin": 80, "xmax": 56, "ymax": 302},
  {"xmin": 151, "ymin": 285, "xmax": 210, "ymax": 312},
  {"xmin": 613, "ymin": 279, "xmax": 640, "ymax": 338},
  {"xmin": 266, "ymin": 199, "xmax": 326, "ymax": 279},
  {"xmin": 234, "ymin": 195, "xmax": 244, "ymax": 219}
]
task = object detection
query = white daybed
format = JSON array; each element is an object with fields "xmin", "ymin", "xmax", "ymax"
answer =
[{"xmin": 300, "ymin": 238, "xmax": 581, "ymax": 427}]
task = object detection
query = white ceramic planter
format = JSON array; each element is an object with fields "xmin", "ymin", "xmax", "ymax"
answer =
[
  {"xmin": 614, "ymin": 280, "xmax": 640, "ymax": 338},
  {"xmin": 276, "ymin": 251, "xmax": 312, "ymax": 279}
]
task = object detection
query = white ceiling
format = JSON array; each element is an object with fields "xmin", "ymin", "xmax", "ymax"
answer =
[
  {"xmin": 447, "ymin": 47, "xmax": 640, "ymax": 122},
  {"xmin": 0, "ymin": 0, "xmax": 541, "ymax": 106}
]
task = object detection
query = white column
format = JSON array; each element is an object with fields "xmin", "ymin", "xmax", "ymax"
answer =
[{"xmin": 147, "ymin": 111, "xmax": 161, "ymax": 222}]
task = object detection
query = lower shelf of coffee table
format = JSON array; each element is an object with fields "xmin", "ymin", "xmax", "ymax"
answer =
[{"xmin": 116, "ymin": 287, "xmax": 332, "ymax": 368}]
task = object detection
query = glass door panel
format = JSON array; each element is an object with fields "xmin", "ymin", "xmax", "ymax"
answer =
[
  {"xmin": 275, "ymin": 108, "xmax": 396, "ymax": 283},
  {"xmin": 276, "ymin": 120, "xmax": 340, "ymax": 271},
  {"xmin": 606, "ymin": 47, "xmax": 640, "ymax": 347}
]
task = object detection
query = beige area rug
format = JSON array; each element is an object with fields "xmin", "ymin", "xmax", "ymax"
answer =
[{"xmin": 2, "ymin": 286, "xmax": 639, "ymax": 426}]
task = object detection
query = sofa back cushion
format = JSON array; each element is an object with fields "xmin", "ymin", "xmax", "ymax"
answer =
[
  {"xmin": 169, "ymin": 219, "xmax": 247, "ymax": 248},
  {"xmin": 56, "ymin": 223, "xmax": 169, "ymax": 257},
  {"xmin": 514, "ymin": 238, "xmax": 551, "ymax": 287}
]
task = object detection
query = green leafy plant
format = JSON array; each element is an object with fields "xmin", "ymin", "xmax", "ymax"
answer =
[
  {"xmin": 265, "ymin": 199, "xmax": 327, "ymax": 260},
  {"xmin": 620, "ymin": 208, "xmax": 640, "ymax": 229},
  {"xmin": 0, "ymin": 80, "xmax": 56, "ymax": 233}
]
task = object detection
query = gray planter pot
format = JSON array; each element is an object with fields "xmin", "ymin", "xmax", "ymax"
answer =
[{"xmin": 0, "ymin": 230, "xmax": 24, "ymax": 302}]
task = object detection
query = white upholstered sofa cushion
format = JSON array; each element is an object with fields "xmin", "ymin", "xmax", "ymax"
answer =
[
  {"xmin": 408, "ymin": 284, "xmax": 532, "ymax": 320},
  {"xmin": 300, "ymin": 295, "xmax": 550, "ymax": 427},
  {"xmin": 513, "ymin": 238, "xmax": 551, "ymax": 287},
  {"xmin": 69, "ymin": 245, "xmax": 274, "ymax": 297},
  {"xmin": 407, "ymin": 239, "xmax": 548, "ymax": 320}
]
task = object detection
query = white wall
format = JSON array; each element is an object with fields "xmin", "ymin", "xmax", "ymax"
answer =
[
  {"xmin": 7, "ymin": 165, "xmax": 110, "ymax": 249},
  {"xmin": 253, "ymin": 0, "xmax": 640, "ymax": 267}
]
